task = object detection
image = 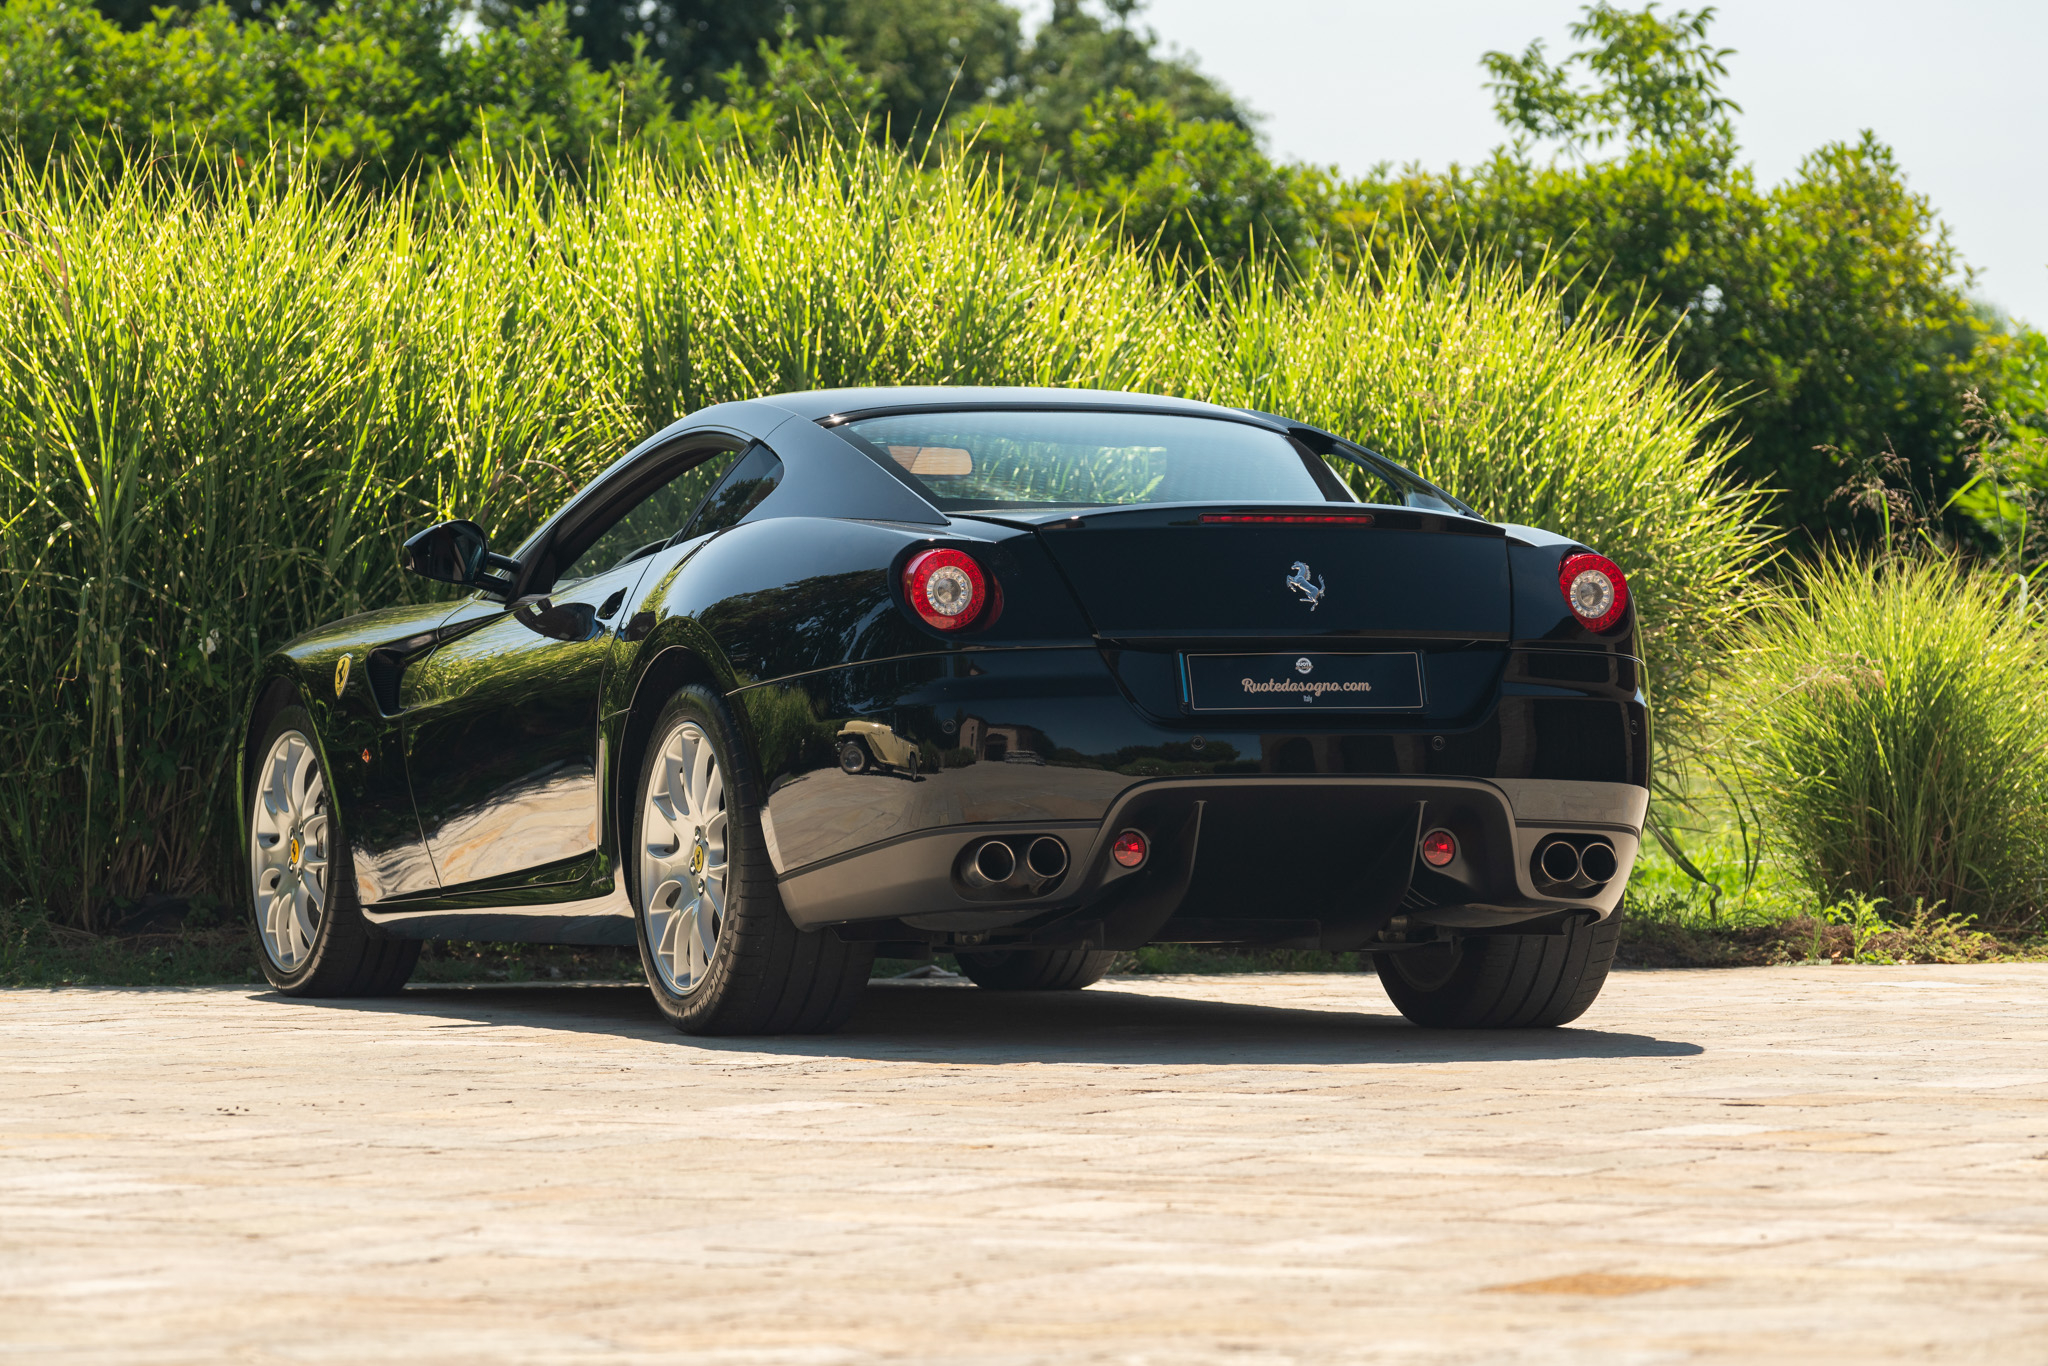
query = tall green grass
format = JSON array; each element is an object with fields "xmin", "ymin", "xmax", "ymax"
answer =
[
  {"xmin": 0, "ymin": 142, "xmax": 1767, "ymax": 920},
  {"xmin": 1716, "ymin": 555, "xmax": 2048, "ymax": 927}
]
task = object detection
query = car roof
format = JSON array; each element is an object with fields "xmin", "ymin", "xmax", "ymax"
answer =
[
  {"xmin": 746, "ymin": 386, "xmax": 1290, "ymax": 429},
  {"xmin": 519, "ymin": 385, "xmax": 1474, "ymax": 570}
]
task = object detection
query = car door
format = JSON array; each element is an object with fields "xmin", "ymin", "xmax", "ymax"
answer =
[{"xmin": 400, "ymin": 440, "xmax": 749, "ymax": 890}]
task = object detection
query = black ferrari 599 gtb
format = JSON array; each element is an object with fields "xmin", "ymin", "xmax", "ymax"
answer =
[{"xmin": 242, "ymin": 387, "xmax": 1647, "ymax": 1033}]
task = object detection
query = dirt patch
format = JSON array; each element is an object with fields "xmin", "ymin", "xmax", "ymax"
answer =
[{"xmin": 1486, "ymin": 1272, "xmax": 1706, "ymax": 1297}]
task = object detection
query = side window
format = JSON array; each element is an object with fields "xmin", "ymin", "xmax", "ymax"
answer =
[
  {"xmin": 683, "ymin": 444, "xmax": 784, "ymax": 540},
  {"xmin": 1336, "ymin": 460, "xmax": 1410, "ymax": 508},
  {"xmin": 554, "ymin": 445, "xmax": 745, "ymax": 586}
]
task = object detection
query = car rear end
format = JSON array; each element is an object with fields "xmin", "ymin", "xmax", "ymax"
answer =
[{"xmin": 768, "ymin": 400, "xmax": 1647, "ymax": 956}]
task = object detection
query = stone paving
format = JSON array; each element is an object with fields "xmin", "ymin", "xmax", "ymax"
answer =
[{"xmin": 5, "ymin": 967, "xmax": 2048, "ymax": 1364}]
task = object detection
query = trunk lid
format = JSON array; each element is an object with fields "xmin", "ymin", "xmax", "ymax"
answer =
[{"xmin": 1026, "ymin": 504, "xmax": 1510, "ymax": 640}]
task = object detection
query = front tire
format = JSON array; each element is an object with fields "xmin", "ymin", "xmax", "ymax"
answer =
[
  {"xmin": 1372, "ymin": 915, "xmax": 1620, "ymax": 1028},
  {"xmin": 632, "ymin": 685, "xmax": 873, "ymax": 1034},
  {"xmin": 955, "ymin": 948, "xmax": 1116, "ymax": 992},
  {"xmin": 247, "ymin": 703, "xmax": 418, "ymax": 996}
]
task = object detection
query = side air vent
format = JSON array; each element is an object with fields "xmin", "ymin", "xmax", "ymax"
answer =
[{"xmin": 364, "ymin": 648, "xmax": 405, "ymax": 715}]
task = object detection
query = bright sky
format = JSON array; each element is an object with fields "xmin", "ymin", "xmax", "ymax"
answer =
[{"xmin": 1024, "ymin": 1, "xmax": 2048, "ymax": 326}]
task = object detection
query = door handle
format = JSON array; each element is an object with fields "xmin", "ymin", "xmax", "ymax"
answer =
[
  {"xmin": 513, "ymin": 597, "xmax": 599, "ymax": 642},
  {"xmin": 597, "ymin": 589, "xmax": 626, "ymax": 621}
]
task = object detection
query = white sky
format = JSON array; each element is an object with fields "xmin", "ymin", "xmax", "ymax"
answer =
[{"xmin": 1023, "ymin": 1, "xmax": 2048, "ymax": 326}]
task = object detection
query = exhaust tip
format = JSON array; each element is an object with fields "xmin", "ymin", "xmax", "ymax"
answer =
[
  {"xmin": 1026, "ymin": 836, "xmax": 1069, "ymax": 881},
  {"xmin": 1579, "ymin": 839, "xmax": 1619, "ymax": 883},
  {"xmin": 1538, "ymin": 838, "xmax": 1582, "ymax": 885},
  {"xmin": 966, "ymin": 839, "xmax": 1017, "ymax": 887}
]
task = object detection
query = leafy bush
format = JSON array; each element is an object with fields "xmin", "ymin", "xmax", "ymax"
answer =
[
  {"xmin": 1309, "ymin": 3, "xmax": 2045, "ymax": 549},
  {"xmin": 1716, "ymin": 555, "xmax": 2048, "ymax": 926},
  {"xmin": 0, "ymin": 140, "xmax": 1765, "ymax": 918},
  {"xmin": 0, "ymin": 0, "xmax": 684, "ymax": 184},
  {"xmin": 956, "ymin": 89, "xmax": 1320, "ymax": 272}
]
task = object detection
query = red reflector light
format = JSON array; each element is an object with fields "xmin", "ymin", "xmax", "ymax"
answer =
[
  {"xmin": 902, "ymin": 548, "xmax": 992, "ymax": 631},
  {"xmin": 1198, "ymin": 513, "xmax": 1376, "ymax": 525},
  {"xmin": 1419, "ymin": 828, "xmax": 1457, "ymax": 868},
  {"xmin": 1111, "ymin": 829, "xmax": 1148, "ymax": 868},
  {"xmin": 1558, "ymin": 552, "xmax": 1628, "ymax": 632}
]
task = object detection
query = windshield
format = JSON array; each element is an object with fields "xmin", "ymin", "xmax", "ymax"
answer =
[{"xmin": 836, "ymin": 410, "xmax": 1347, "ymax": 510}]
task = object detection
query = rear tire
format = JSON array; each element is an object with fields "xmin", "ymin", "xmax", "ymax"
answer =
[
  {"xmin": 837, "ymin": 740, "xmax": 870, "ymax": 775},
  {"xmin": 955, "ymin": 948, "xmax": 1116, "ymax": 992},
  {"xmin": 247, "ymin": 702, "xmax": 418, "ymax": 997},
  {"xmin": 1372, "ymin": 914, "xmax": 1620, "ymax": 1028},
  {"xmin": 632, "ymin": 685, "xmax": 873, "ymax": 1034}
]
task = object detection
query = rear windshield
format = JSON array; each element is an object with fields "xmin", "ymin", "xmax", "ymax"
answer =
[{"xmin": 835, "ymin": 409, "xmax": 1347, "ymax": 510}]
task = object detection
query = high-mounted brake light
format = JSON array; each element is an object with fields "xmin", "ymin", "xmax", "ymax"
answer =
[
  {"xmin": 1199, "ymin": 513, "xmax": 1377, "ymax": 525},
  {"xmin": 1558, "ymin": 552, "xmax": 1629, "ymax": 632},
  {"xmin": 902, "ymin": 548, "xmax": 994, "ymax": 631}
]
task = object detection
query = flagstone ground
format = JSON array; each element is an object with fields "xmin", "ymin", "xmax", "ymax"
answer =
[{"xmin": 4, "ymin": 967, "xmax": 2046, "ymax": 1363}]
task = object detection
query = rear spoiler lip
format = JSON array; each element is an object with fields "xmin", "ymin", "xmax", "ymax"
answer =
[{"xmin": 955, "ymin": 502, "xmax": 1505, "ymax": 536}]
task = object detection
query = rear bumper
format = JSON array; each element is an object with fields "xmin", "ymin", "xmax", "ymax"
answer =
[
  {"xmin": 777, "ymin": 773, "xmax": 1644, "ymax": 945},
  {"xmin": 741, "ymin": 645, "xmax": 1647, "ymax": 949}
]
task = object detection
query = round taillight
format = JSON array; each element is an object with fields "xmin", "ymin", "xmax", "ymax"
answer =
[
  {"xmin": 1419, "ymin": 829, "xmax": 1456, "ymax": 868},
  {"xmin": 903, "ymin": 548, "xmax": 989, "ymax": 631},
  {"xmin": 1112, "ymin": 829, "xmax": 1148, "ymax": 869},
  {"xmin": 1559, "ymin": 552, "xmax": 1628, "ymax": 632}
]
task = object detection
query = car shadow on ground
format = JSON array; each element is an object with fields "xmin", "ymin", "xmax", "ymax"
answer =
[{"xmin": 259, "ymin": 977, "xmax": 1705, "ymax": 1065}]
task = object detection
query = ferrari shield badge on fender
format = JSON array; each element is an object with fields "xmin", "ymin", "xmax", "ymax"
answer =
[
  {"xmin": 334, "ymin": 653, "xmax": 351, "ymax": 697},
  {"xmin": 1285, "ymin": 560, "xmax": 1326, "ymax": 611}
]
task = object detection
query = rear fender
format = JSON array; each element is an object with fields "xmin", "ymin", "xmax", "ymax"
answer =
[{"xmin": 641, "ymin": 515, "xmax": 1092, "ymax": 690}]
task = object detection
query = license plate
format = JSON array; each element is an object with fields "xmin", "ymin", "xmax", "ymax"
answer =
[{"xmin": 1181, "ymin": 652, "xmax": 1425, "ymax": 712}]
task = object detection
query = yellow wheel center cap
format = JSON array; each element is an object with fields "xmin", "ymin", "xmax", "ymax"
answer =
[
  {"xmin": 289, "ymin": 837, "xmax": 301, "ymax": 867},
  {"xmin": 689, "ymin": 842, "xmax": 706, "ymax": 877}
]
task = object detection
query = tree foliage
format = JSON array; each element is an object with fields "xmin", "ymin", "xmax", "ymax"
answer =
[
  {"xmin": 477, "ymin": 0, "xmax": 1022, "ymax": 143},
  {"xmin": 6, "ymin": 0, "xmax": 2041, "ymax": 540},
  {"xmin": 956, "ymin": 89, "xmax": 1313, "ymax": 272},
  {"xmin": 998, "ymin": 0, "xmax": 1240, "ymax": 140},
  {"xmin": 1483, "ymin": 2, "xmax": 1740, "ymax": 152},
  {"xmin": 6, "ymin": 0, "xmax": 680, "ymax": 183},
  {"xmin": 1336, "ymin": 5, "xmax": 2017, "ymax": 537}
]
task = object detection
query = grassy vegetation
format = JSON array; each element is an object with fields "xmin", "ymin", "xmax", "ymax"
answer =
[
  {"xmin": 1614, "ymin": 772, "xmax": 2048, "ymax": 965},
  {"xmin": 0, "ymin": 140, "xmax": 1765, "ymax": 925},
  {"xmin": 1708, "ymin": 554, "xmax": 2048, "ymax": 928}
]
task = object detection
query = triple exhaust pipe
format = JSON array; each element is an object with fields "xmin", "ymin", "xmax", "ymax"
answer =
[{"xmin": 1534, "ymin": 836, "xmax": 1619, "ymax": 890}]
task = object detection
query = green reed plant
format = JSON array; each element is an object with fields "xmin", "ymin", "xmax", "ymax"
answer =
[
  {"xmin": 1716, "ymin": 554, "xmax": 2048, "ymax": 927},
  {"xmin": 0, "ymin": 139, "xmax": 1767, "ymax": 919}
]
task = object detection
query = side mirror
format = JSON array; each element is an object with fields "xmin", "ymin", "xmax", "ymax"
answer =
[{"xmin": 404, "ymin": 520, "xmax": 510, "ymax": 590}]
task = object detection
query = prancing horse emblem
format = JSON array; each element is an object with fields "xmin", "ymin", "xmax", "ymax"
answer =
[{"xmin": 1285, "ymin": 561, "xmax": 1326, "ymax": 611}]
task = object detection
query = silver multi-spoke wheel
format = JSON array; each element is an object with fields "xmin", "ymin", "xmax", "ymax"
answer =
[
  {"xmin": 250, "ymin": 729, "xmax": 329, "ymax": 972},
  {"xmin": 630, "ymin": 687, "xmax": 873, "ymax": 1034},
  {"xmin": 640, "ymin": 719, "xmax": 729, "ymax": 994}
]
